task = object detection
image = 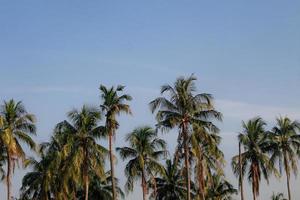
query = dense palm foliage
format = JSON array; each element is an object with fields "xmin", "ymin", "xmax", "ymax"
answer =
[
  {"xmin": 267, "ymin": 117, "xmax": 300, "ymax": 200},
  {"xmin": 0, "ymin": 100, "xmax": 36, "ymax": 200},
  {"xmin": 56, "ymin": 106, "xmax": 107, "ymax": 200},
  {"xmin": 117, "ymin": 126, "xmax": 167, "ymax": 200},
  {"xmin": 191, "ymin": 124, "xmax": 224, "ymax": 200},
  {"xmin": 76, "ymin": 171, "xmax": 125, "ymax": 200},
  {"xmin": 100, "ymin": 85, "xmax": 132, "ymax": 200},
  {"xmin": 0, "ymin": 75, "xmax": 299, "ymax": 200},
  {"xmin": 150, "ymin": 75, "xmax": 222, "ymax": 200},
  {"xmin": 148, "ymin": 159, "xmax": 190, "ymax": 200},
  {"xmin": 206, "ymin": 174, "xmax": 237, "ymax": 200},
  {"xmin": 232, "ymin": 117, "xmax": 278, "ymax": 200}
]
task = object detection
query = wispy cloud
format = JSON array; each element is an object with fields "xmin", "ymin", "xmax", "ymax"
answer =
[
  {"xmin": 0, "ymin": 85, "xmax": 94, "ymax": 94},
  {"xmin": 216, "ymin": 99, "xmax": 300, "ymax": 121}
]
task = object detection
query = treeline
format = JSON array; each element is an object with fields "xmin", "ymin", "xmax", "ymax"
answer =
[{"xmin": 0, "ymin": 75, "xmax": 299, "ymax": 200}]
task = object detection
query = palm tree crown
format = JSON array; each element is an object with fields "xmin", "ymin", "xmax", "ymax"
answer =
[
  {"xmin": 100, "ymin": 84, "xmax": 132, "ymax": 200},
  {"xmin": 0, "ymin": 99, "xmax": 36, "ymax": 200},
  {"xmin": 268, "ymin": 117, "xmax": 300, "ymax": 200},
  {"xmin": 117, "ymin": 126, "xmax": 167, "ymax": 200},
  {"xmin": 232, "ymin": 117, "xmax": 277, "ymax": 200},
  {"xmin": 150, "ymin": 75, "xmax": 222, "ymax": 200},
  {"xmin": 55, "ymin": 105, "xmax": 107, "ymax": 200}
]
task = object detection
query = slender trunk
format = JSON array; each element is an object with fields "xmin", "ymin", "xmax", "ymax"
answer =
[
  {"xmin": 6, "ymin": 152, "xmax": 11, "ymax": 200},
  {"xmin": 109, "ymin": 131, "xmax": 117, "ymax": 200},
  {"xmin": 84, "ymin": 146, "xmax": 89, "ymax": 200},
  {"xmin": 197, "ymin": 148, "xmax": 205, "ymax": 200},
  {"xmin": 284, "ymin": 154, "xmax": 291, "ymax": 200},
  {"xmin": 251, "ymin": 163, "xmax": 257, "ymax": 200},
  {"xmin": 84, "ymin": 175, "xmax": 89, "ymax": 200},
  {"xmin": 141, "ymin": 167, "xmax": 147, "ymax": 200},
  {"xmin": 182, "ymin": 122, "xmax": 191, "ymax": 200},
  {"xmin": 239, "ymin": 142, "xmax": 245, "ymax": 200},
  {"xmin": 150, "ymin": 174, "xmax": 157, "ymax": 199}
]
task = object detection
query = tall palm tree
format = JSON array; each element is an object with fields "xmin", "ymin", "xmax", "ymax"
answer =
[
  {"xmin": 271, "ymin": 192, "xmax": 287, "ymax": 200},
  {"xmin": 191, "ymin": 124, "xmax": 224, "ymax": 200},
  {"xmin": 117, "ymin": 126, "xmax": 167, "ymax": 200},
  {"xmin": 0, "ymin": 116, "xmax": 7, "ymax": 181},
  {"xmin": 150, "ymin": 75, "xmax": 222, "ymax": 200},
  {"xmin": 268, "ymin": 117, "xmax": 300, "ymax": 200},
  {"xmin": 148, "ymin": 159, "xmax": 195, "ymax": 200},
  {"xmin": 232, "ymin": 117, "xmax": 276, "ymax": 200},
  {"xmin": 56, "ymin": 105, "xmax": 107, "ymax": 200},
  {"xmin": 206, "ymin": 173, "xmax": 237, "ymax": 200},
  {"xmin": 0, "ymin": 99, "xmax": 36, "ymax": 200},
  {"xmin": 99, "ymin": 84, "xmax": 132, "ymax": 200}
]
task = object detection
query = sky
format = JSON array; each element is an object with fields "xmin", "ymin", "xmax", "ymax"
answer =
[{"xmin": 0, "ymin": 0, "xmax": 300, "ymax": 199}]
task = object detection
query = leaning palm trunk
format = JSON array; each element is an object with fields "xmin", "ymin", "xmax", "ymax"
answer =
[
  {"xmin": 183, "ymin": 122, "xmax": 191, "ymax": 200},
  {"xmin": 6, "ymin": 152, "xmax": 12, "ymax": 200},
  {"xmin": 284, "ymin": 154, "xmax": 291, "ymax": 200},
  {"xmin": 109, "ymin": 132, "xmax": 117, "ymax": 200},
  {"xmin": 239, "ymin": 142, "xmax": 245, "ymax": 200}
]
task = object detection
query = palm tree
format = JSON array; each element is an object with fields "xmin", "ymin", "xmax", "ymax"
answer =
[
  {"xmin": 206, "ymin": 174, "xmax": 237, "ymax": 200},
  {"xmin": 99, "ymin": 84, "xmax": 132, "ymax": 200},
  {"xmin": 117, "ymin": 126, "xmax": 167, "ymax": 200},
  {"xmin": 191, "ymin": 124, "xmax": 224, "ymax": 200},
  {"xmin": 56, "ymin": 105, "xmax": 107, "ymax": 200},
  {"xmin": 20, "ymin": 156, "xmax": 53, "ymax": 200},
  {"xmin": 232, "ymin": 117, "xmax": 276, "ymax": 200},
  {"xmin": 150, "ymin": 75, "xmax": 222, "ymax": 200},
  {"xmin": 0, "ymin": 116, "xmax": 7, "ymax": 181},
  {"xmin": 77, "ymin": 171, "xmax": 125, "ymax": 200},
  {"xmin": 268, "ymin": 117, "xmax": 300, "ymax": 200},
  {"xmin": 0, "ymin": 99, "xmax": 36, "ymax": 200},
  {"xmin": 271, "ymin": 192, "xmax": 287, "ymax": 200},
  {"xmin": 148, "ymin": 159, "xmax": 193, "ymax": 200}
]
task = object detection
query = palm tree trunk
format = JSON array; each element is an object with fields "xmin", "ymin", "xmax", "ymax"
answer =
[
  {"xmin": 182, "ymin": 122, "xmax": 191, "ymax": 200},
  {"xmin": 109, "ymin": 131, "xmax": 117, "ymax": 200},
  {"xmin": 197, "ymin": 149, "xmax": 205, "ymax": 200},
  {"xmin": 141, "ymin": 167, "xmax": 147, "ymax": 200},
  {"xmin": 251, "ymin": 165, "xmax": 257, "ymax": 200},
  {"xmin": 239, "ymin": 142, "xmax": 245, "ymax": 200},
  {"xmin": 84, "ymin": 146, "xmax": 89, "ymax": 200},
  {"xmin": 6, "ymin": 152, "xmax": 11, "ymax": 200},
  {"xmin": 284, "ymin": 155, "xmax": 291, "ymax": 200},
  {"xmin": 84, "ymin": 175, "xmax": 89, "ymax": 200}
]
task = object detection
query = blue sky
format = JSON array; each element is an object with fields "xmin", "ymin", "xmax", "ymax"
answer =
[{"xmin": 0, "ymin": 1, "xmax": 300, "ymax": 199}]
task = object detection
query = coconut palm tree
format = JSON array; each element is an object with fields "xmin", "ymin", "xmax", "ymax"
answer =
[
  {"xmin": 0, "ymin": 99, "xmax": 37, "ymax": 200},
  {"xmin": 20, "ymin": 156, "xmax": 54, "ymax": 200},
  {"xmin": 150, "ymin": 75, "xmax": 222, "ymax": 200},
  {"xmin": 206, "ymin": 173, "xmax": 237, "ymax": 200},
  {"xmin": 267, "ymin": 117, "xmax": 300, "ymax": 200},
  {"xmin": 76, "ymin": 171, "xmax": 125, "ymax": 200},
  {"xmin": 0, "ymin": 116, "xmax": 7, "ymax": 180},
  {"xmin": 117, "ymin": 126, "xmax": 167, "ymax": 200},
  {"xmin": 191, "ymin": 124, "xmax": 224, "ymax": 200},
  {"xmin": 99, "ymin": 85, "xmax": 132, "ymax": 200},
  {"xmin": 271, "ymin": 192, "xmax": 287, "ymax": 200},
  {"xmin": 148, "ymin": 159, "xmax": 196, "ymax": 200},
  {"xmin": 56, "ymin": 105, "xmax": 107, "ymax": 200},
  {"xmin": 232, "ymin": 117, "xmax": 277, "ymax": 200}
]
